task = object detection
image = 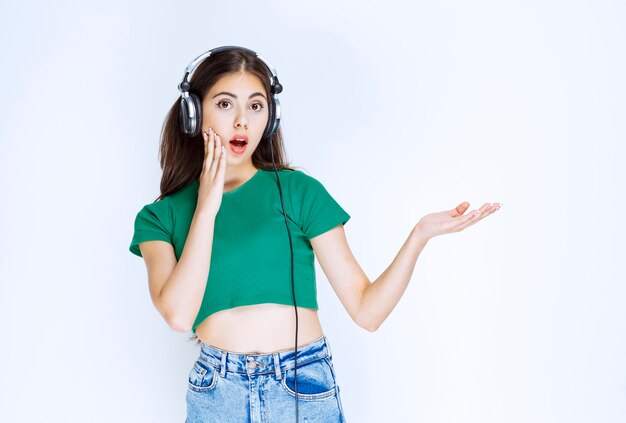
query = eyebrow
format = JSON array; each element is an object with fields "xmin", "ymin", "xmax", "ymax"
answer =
[{"xmin": 212, "ymin": 91, "xmax": 267, "ymax": 101}]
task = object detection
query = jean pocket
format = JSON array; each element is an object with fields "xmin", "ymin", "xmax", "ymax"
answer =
[
  {"xmin": 280, "ymin": 356, "xmax": 336, "ymax": 401},
  {"xmin": 188, "ymin": 359, "xmax": 219, "ymax": 393}
]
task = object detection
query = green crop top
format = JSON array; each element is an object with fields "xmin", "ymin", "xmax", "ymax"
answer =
[{"xmin": 129, "ymin": 168, "xmax": 351, "ymax": 334}]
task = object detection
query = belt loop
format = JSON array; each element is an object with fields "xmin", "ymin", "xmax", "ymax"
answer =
[
  {"xmin": 326, "ymin": 337, "xmax": 332, "ymax": 359},
  {"xmin": 273, "ymin": 353, "xmax": 282, "ymax": 380},
  {"xmin": 220, "ymin": 351, "xmax": 227, "ymax": 377}
]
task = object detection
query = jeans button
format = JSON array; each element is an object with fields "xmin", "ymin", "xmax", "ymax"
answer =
[{"xmin": 247, "ymin": 357, "xmax": 257, "ymax": 369}]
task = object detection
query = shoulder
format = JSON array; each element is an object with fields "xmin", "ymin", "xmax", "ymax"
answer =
[
  {"xmin": 277, "ymin": 168, "xmax": 323, "ymax": 188},
  {"xmin": 143, "ymin": 180, "xmax": 196, "ymax": 212},
  {"xmin": 169, "ymin": 179, "xmax": 198, "ymax": 200},
  {"xmin": 136, "ymin": 194, "xmax": 172, "ymax": 224}
]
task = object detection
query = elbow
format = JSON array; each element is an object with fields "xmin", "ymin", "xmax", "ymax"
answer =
[
  {"xmin": 158, "ymin": 294, "xmax": 192, "ymax": 333},
  {"xmin": 364, "ymin": 322, "xmax": 379, "ymax": 333},
  {"xmin": 356, "ymin": 293, "xmax": 379, "ymax": 332},
  {"xmin": 356, "ymin": 314, "xmax": 379, "ymax": 333},
  {"xmin": 165, "ymin": 317, "xmax": 191, "ymax": 333},
  {"xmin": 162, "ymin": 306, "xmax": 193, "ymax": 333},
  {"xmin": 168, "ymin": 316, "xmax": 192, "ymax": 333}
]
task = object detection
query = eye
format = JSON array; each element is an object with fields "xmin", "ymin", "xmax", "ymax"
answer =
[
  {"xmin": 216, "ymin": 100, "xmax": 265, "ymax": 111},
  {"xmin": 217, "ymin": 100, "xmax": 231, "ymax": 109}
]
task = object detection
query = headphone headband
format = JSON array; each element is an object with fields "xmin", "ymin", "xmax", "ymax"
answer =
[{"xmin": 178, "ymin": 46, "xmax": 281, "ymax": 93}]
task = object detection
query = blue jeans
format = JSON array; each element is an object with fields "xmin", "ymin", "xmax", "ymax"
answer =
[{"xmin": 185, "ymin": 335, "xmax": 347, "ymax": 422}]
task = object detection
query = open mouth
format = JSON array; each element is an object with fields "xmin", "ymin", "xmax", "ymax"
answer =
[{"xmin": 229, "ymin": 139, "xmax": 248, "ymax": 154}]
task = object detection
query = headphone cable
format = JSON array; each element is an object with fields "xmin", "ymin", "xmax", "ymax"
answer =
[{"xmin": 270, "ymin": 143, "xmax": 299, "ymax": 423}]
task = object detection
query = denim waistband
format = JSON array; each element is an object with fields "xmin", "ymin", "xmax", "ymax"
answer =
[{"xmin": 197, "ymin": 335, "xmax": 332, "ymax": 380}]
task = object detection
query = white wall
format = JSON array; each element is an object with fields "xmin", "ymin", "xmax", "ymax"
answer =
[{"xmin": 1, "ymin": 0, "xmax": 625, "ymax": 422}]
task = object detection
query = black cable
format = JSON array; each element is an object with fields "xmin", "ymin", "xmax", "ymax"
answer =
[{"xmin": 269, "ymin": 142, "xmax": 299, "ymax": 422}]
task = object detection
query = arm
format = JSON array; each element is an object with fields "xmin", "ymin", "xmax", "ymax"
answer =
[
  {"xmin": 311, "ymin": 201, "xmax": 501, "ymax": 332},
  {"xmin": 140, "ymin": 205, "xmax": 217, "ymax": 332},
  {"xmin": 357, "ymin": 226, "xmax": 428, "ymax": 331},
  {"xmin": 311, "ymin": 224, "xmax": 428, "ymax": 332}
]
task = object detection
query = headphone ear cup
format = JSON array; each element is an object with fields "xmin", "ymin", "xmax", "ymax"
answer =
[
  {"xmin": 189, "ymin": 93, "xmax": 203, "ymax": 137},
  {"xmin": 263, "ymin": 95, "xmax": 277, "ymax": 140},
  {"xmin": 179, "ymin": 97, "xmax": 191, "ymax": 134},
  {"xmin": 179, "ymin": 92, "xmax": 203, "ymax": 136}
]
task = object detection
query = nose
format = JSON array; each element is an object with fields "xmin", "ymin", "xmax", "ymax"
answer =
[{"xmin": 235, "ymin": 115, "xmax": 248, "ymax": 129}]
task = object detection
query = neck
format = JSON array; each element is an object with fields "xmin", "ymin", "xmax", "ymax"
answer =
[{"xmin": 223, "ymin": 162, "xmax": 258, "ymax": 192}]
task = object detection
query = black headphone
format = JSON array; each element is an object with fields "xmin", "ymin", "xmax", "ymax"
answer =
[
  {"xmin": 177, "ymin": 45, "xmax": 283, "ymax": 140},
  {"xmin": 178, "ymin": 46, "xmax": 303, "ymax": 423}
]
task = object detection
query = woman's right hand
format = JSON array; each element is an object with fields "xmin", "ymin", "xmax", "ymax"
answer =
[{"xmin": 197, "ymin": 127, "xmax": 227, "ymax": 216}]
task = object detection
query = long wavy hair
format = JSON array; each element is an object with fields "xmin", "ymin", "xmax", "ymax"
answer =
[{"xmin": 153, "ymin": 48, "xmax": 301, "ymax": 345}]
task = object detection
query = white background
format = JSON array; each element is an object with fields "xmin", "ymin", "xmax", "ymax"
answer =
[{"xmin": 1, "ymin": 1, "xmax": 625, "ymax": 422}]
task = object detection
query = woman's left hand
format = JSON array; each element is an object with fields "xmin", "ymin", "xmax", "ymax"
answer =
[{"xmin": 415, "ymin": 201, "xmax": 501, "ymax": 241}]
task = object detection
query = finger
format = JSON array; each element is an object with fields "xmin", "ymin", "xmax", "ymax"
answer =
[
  {"xmin": 202, "ymin": 130, "xmax": 209, "ymax": 159},
  {"xmin": 489, "ymin": 203, "xmax": 501, "ymax": 213},
  {"xmin": 220, "ymin": 140, "xmax": 227, "ymax": 162},
  {"xmin": 476, "ymin": 203, "xmax": 495, "ymax": 217},
  {"xmin": 217, "ymin": 143, "xmax": 227, "ymax": 178},
  {"xmin": 458, "ymin": 204, "xmax": 493, "ymax": 230},
  {"xmin": 211, "ymin": 145, "xmax": 223, "ymax": 180},
  {"xmin": 454, "ymin": 201, "xmax": 470, "ymax": 216},
  {"xmin": 217, "ymin": 134, "xmax": 225, "ymax": 160},
  {"xmin": 200, "ymin": 131, "xmax": 208, "ymax": 180},
  {"xmin": 481, "ymin": 203, "xmax": 500, "ymax": 218},
  {"xmin": 210, "ymin": 133, "xmax": 222, "ymax": 179},
  {"xmin": 208, "ymin": 128, "xmax": 216, "ymax": 160},
  {"xmin": 202, "ymin": 129, "xmax": 213, "ymax": 174},
  {"xmin": 463, "ymin": 209, "xmax": 483, "ymax": 224}
]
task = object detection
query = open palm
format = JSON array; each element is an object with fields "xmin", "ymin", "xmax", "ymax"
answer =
[{"xmin": 416, "ymin": 201, "xmax": 501, "ymax": 240}]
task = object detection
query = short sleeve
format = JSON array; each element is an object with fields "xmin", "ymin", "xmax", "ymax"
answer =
[
  {"xmin": 129, "ymin": 198, "xmax": 173, "ymax": 258},
  {"xmin": 288, "ymin": 170, "xmax": 351, "ymax": 240}
]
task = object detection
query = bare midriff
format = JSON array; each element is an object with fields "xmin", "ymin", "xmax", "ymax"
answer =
[{"xmin": 194, "ymin": 303, "xmax": 324, "ymax": 354}]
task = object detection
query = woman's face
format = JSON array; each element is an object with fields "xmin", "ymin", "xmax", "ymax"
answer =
[{"xmin": 201, "ymin": 71, "xmax": 269, "ymax": 168}]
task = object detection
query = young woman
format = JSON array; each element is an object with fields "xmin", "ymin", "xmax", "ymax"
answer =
[{"xmin": 129, "ymin": 46, "xmax": 500, "ymax": 423}]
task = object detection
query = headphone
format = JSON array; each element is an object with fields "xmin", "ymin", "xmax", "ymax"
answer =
[
  {"xmin": 178, "ymin": 46, "xmax": 302, "ymax": 422},
  {"xmin": 178, "ymin": 45, "xmax": 283, "ymax": 140}
]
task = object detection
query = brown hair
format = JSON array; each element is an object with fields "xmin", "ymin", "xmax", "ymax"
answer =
[{"xmin": 153, "ymin": 47, "xmax": 302, "ymax": 345}]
